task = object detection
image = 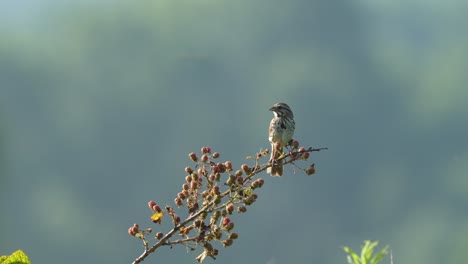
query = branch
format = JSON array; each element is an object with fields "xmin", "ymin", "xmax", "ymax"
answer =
[{"xmin": 129, "ymin": 142, "xmax": 327, "ymax": 263}]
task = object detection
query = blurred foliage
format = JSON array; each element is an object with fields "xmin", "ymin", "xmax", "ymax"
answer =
[
  {"xmin": 343, "ymin": 241, "xmax": 388, "ymax": 264},
  {"xmin": 1, "ymin": 1, "xmax": 467, "ymax": 264}
]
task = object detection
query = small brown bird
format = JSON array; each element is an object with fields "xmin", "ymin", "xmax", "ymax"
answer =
[{"xmin": 267, "ymin": 102, "xmax": 295, "ymax": 176}]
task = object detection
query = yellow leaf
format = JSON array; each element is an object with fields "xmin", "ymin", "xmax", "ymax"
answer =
[{"xmin": 151, "ymin": 212, "xmax": 163, "ymax": 224}]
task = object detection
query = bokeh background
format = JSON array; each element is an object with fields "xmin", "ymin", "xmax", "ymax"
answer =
[{"xmin": 1, "ymin": 1, "xmax": 468, "ymax": 263}]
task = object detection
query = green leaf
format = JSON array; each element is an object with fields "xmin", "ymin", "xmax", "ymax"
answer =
[
  {"xmin": 1, "ymin": 250, "xmax": 30, "ymax": 264},
  {"xmin": 370, "ymin": 245, "xmax": 389, "ymax": 264},
  {"xmin": 343, "ymin": 247, "xmax": 361, "ymax": 264}
]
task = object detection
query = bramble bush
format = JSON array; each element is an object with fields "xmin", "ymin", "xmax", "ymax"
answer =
[{"xmin": 128, "ymin": 140, "xmax": 327, "ymax": 263}]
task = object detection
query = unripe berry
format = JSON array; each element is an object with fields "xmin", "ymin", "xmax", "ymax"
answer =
[
  {"xmin": 237, "ymin": 206, "xmax": 247, "ymax": 213},
  {"xmin": 148, "ymin": 200, "xmax": 156, "ymax": 210},
  {"xmin": 182, "ymin": 183, "xmax": 189, "ymax": 190},
  {"xmin": 235, "ymin": 170, "xmax": 243, "ymax": 177},
  {"xmin": 306, "ymin": 164, "xmax": 316, "ymax": 175},
  {"xmin": 174, "ymin": 197, "xmax": 183, "ymax": 207},
  {"xmin": 152, "ymin": 204, "xmax": 162, "ymax": 213},
  {"xmin": 201, "ymin": 146, "xmax": 211, "ymax": 154},
  {"xmin": 185, "ymin": 175, "xmax": 192, "ymax": 183},
  {"xmin": 241, "ymin": 164, "xmax": 251, "ymax": 174},
  {"xmin": 201, "ymin": 154, "xmax": 209, "ymax": 163},
  {"xmin": 217, "ymin": 163, "xmax": 226, "ymax": 173},
  {"xmin": 191, "ymin": 181, "xmax": 199, "ymax": 190},
  {"xmin": 298, "ymin": 147, "xmax": 306, "ymax": 153},
  {"xmin": 185, "ymin": 166, "xmax": 193, "ymax": 174},
  {"xmin": 226, "ymin": 204, "xmax": 234, "ymax": 214},
  {"xmin": 177, "ymin": 192, "xmax": 186, "ymax": 200},
  {"xmin": 229, "ymin": 232, "xmax": 239, "ymax": 239},
  {"xmin": 156, "ymin": 232, "xmax": 163, "ymax": 240},
  {"xmin": 212, "ymin": 152, "xmax": 220, "ymax": 159},
  {"xmin": 292, "ymin": 140, "xmax": 300, "ymax": 149},
  {"xmin": 224, "ymin": 161, "xmax": 232, "ymax": 171},
  {"xmin": 212, "ymin": 185, "xmax": 220, "ymax": 195},
  {"xmin": 189, "ymin": 152, "xmax": 198, "ymax": 162},
  {"xmin": 222, "ymin": 217, "xmax": 230, "ymax": 226},
  {"xmin": 209, "ymin": 174, "xmax": 216, "ymax": 182},
  {"xmin": 191, "ymin": 173, "xmax": 199, "ymax": 181},
  {"xmin": 236, "ymin": 176, "xmax": 243, "ymax": 184},
  {"xmin": 302, "ymin": 152, "xmax": 310, "ymax": 160}
]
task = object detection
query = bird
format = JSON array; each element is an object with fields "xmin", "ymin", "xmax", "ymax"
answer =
[{"xmin": 267, "ymin": 102, "xmax": 295, "ymax": 176}]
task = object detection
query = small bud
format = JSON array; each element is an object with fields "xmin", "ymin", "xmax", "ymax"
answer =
[
  {"xmin": 174, "ymin": 197, "xmax": 183, "ymax": 207},
  {"xmin": 191, "ymin": 173, "xmax": 199, "ymax": 181},
  {"xmin": 185, "ymin": 166, "xmax": 193, "ymax": 174},
  {"xmin": 212, "ymin": 210, "xmax": 220, "ymax": 218},
  {"xmin": 212, "ymin": 152, "xmax": 220, "ymax": 159},
  {"xmin": 185, "ymin": 175, "xmax": 192, "ymax": 183},
  {"xmin": 199, "ymin": 211, "xmax": 208, "ymax": 219},
  {"xmin": 223, "ymin": 238, "xmax": 234, "ymax": 247},
  {"xmin": 146, "ymin": 228, "xmax": 152, "ymax": 233},
  {"xmin": 194, "ymin": 219, "xmax": 203, "ymax": 228},
  {"xmin": 226, "ymin": 204, "xmax": 234, "ymax": 214},
  {"xmin": 189, "ymin": 152, "xmax": 198, "ymax": 162},
  {"xmin": 191, "ymin": 180, "xmax": 199, "ymax": 190},
  {"xmin": 229, "ymin": 232, "xmax": 239, "ymax": 239},
  {"xmin": 298, "ymin": 147, "xmax": 306, "ymax": 153},
  {"xmin": 302, "ymin": 152, "xmax": 310, "ymax": 160},
  {"xmin": 201, "ymin": 154, "xmax": 209, "ymax": 163},
  {"xmin": 226, "ymin": 174, "xmax": 236, "ymax": 185},
  {"xmin": 156, "ymin": 232, "xmax": 163, "ymax": 240},
  {"xmin": 215, "ymin": 231, "xmax": 223, "ymax": 240},
  {"xmin": 237, "ymin": 206, "xmax": 247, "ymax": 213},
  {"xmin": 292, "ymin": 140, "xmax": 300, "ymax": 149},
  {"xmin": 213, "ymin": 195, "xmax": 222, "ymax": 205},
  {"xmin": 235, "ymin": 170, "xmax": 243, "ymax": 177},
  {"xmin": 201, "ymin": 190, "xmax": 210, "ymax": 198},
  {"xmin": 224, "ymin": 161, "xmax": 232, "ymax": 171},
  {"xmin": 148, "ymin": 200, "xmax": 156, "ymax": 210},
  {"xmin": 215, "ymin": 172, "xmax": 221, "ymax": 181},
  {"xmin": 225, "ymin": 222, "xmax": 234, "ymax": 231},
  {"xmin": 182, "ymin": 183, "xmax": 189, "ymax": 190},
  {"xmin": 178, "ymin": 192, "xmax": 186, "ymax": 200}
]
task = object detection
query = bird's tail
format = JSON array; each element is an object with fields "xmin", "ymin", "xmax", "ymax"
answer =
[{"xmin": 267, "ymin": 146, "xmax": 283, "ymax": 176}]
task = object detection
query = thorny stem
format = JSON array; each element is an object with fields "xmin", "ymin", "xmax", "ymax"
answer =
[{"xmin": 132, "ymin": 146, "xmax": 327, "ymax": 264}]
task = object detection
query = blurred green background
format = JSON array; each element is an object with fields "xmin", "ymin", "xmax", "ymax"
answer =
[{"xmin": 1, "ymin": 1, "xmax": 468, "ymax": 263}]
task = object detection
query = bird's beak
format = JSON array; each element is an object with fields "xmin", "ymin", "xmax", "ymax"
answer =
[{"xmin": 269, "ymin": 106, "xmax": 276, "ymax": 111}]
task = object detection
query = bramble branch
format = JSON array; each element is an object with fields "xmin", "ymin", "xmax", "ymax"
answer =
[{"xmin": 129, "ymin": 141, "xmax": 327, "ymax": 263}]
